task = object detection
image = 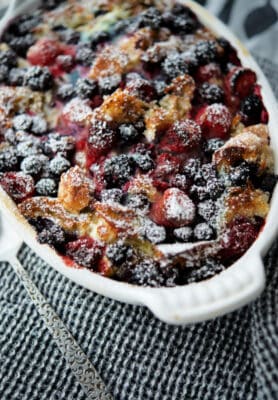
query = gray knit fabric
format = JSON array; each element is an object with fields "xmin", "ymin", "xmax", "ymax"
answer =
[{"xmin": 0, "ymin": 50, "xmax": 278, "ymax": 400}]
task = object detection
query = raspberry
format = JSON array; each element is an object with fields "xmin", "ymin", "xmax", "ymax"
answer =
[
  {"xmin": 194, "ymin": 40, "xmax": 217, "ymax": 65},
  {"xmin": 143, "ymin": 220, "xmax": 166, "ymax": 244},
  {"xmin": 100, "ymin": 188, "xmax": 123, "ymax": 203},
  {"xmin": 152, "ymin": 154, "xmax": 181, "ymax": 190},
  {"xmin": 76, "ymin": 78, "xmax": 98, "ymax": 99},
  {"xmin": 160, "ymin": 119, "xmax": 202, "ymax": 153},
  {"xmin": 219, "ymin": 218, "xmax": 259, "ymax": 261},
  {"xmin": 20, "ymin": 155, "xmax": 46, "ymax": 176},
  {"xmin": 27, "ymin": 38, "xmax": 62, "ymax": 66},
  {"xmin": 186, "ymin": 258, "xmax": 225, "ymax": 284},
  {"xmin": 106, "ymin": 241, "xmax": 133, "ymax": 266},
  {"xmin": 35, "ymin": 178, "xmax": 57, "ymax": 196},
  {"xmin": 240, "ymin": 94, "xmax": 263, "ymax": 125},
  {"xmin": 173, "ymin": 226, "xmax": 193, "ymax": 242},
  {"xmin": 118, "ymin": 124, "xmax": 141, "ymax": 143},
  {"xmin": 138, "ymin": 7, "xmax": 162, "ymax": 30},
  {"xmin": 151, "ymin": 188, "xmax": 196, "ymax": 228},
  {"xmin": 194, "ymin": 222, "xmax": 214, "ymax": 240},
  {"xmin": 24, "ymin": 66, "xmax": 53, "ymax": 91},
  {"xmin": 66, "ymin": 237, "xmax": 103, "ymax": 270},
  {"xmin": 104, "ymin": 155, "xmax": 135, "ymax": 187},
  {"xmin": 126, "ymin": 77, "xmax": 156, "ymax": 102},
  {"xmin": 13, "ymin": 114, "xmax": 33, "ymax": 131},
  {"xmin": 49, "ymin": 154, "xmax": 71, "ymax": 176},
  {"xmin": 8, "ymin": 68, "xmax": 26, "ymax": 86},
  {"xmin": 195, "ymin": 104, "xmax": 232, "ymax": 139},
  {"xmin": 56, "ymin": 84, "xmax": 76, "ymax": 101},
  {"xmin": 225, "ymin": 67, "xmax": 257, "ymax": 99},
  {"xmin": 75, "ymin": 43, "xmax": 95, "ymax": 66},
  {"xmin": 0, "ymin": 172, "xmax": 34, "ymax": 202},
  {"xmin": 9, "ymin": 34, "xmax": 35, "ymax": 57},
  {"xmin": 0, "ymin": 148, "xmax": 18, "ymax": 172},
  {"xmin": 198, "ymin": 83, "xmax": 224, "ymax": 104},
  {"xmin": 98, "ymin": 74, "xmax": 121, "ymax": 95},
  {"xmin": 195, "ymin": 63, "xmax": 222, "ymax": 83},
  {"xmin": 87, "ymin": 120, "xmax": 116, "ymax": 163}
]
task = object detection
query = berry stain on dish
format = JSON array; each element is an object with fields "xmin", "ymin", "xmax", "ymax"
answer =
[{"xmin": 0, "ymin": 0, "xmax": 276, "ymax": 288}]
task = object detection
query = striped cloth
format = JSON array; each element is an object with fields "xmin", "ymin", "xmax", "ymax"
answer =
[{"xmin": 0, "ymin": 3, "xmax": 278, "ymax": 399}]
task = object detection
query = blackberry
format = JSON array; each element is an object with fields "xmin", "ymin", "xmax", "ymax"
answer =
[
  {"xmin": 13, "ymin": 114, "xmax": 33, "ymax": 131},
  {"xmin": 0, "ymin": 49, "xmax": 17, "ymax": 68},
  {"xmin": 38, "ymin": 222, "xmax": 66, "ymax": 248},
  {"xmin": 118, "ymin": 124, "xmax": 140, "ymax": 143},
  {"xmin": 9, "ymin": 34, "xmax": 35, "ymax": 57},
  {"xmin": 190, "ymin": 184, "xmax": 209, "ymax": 201},
  {"xmin": 259, "ymin": 173, "xmax": 277, "ymax": 193},
  {"xmin": 104, "ymin": 155, "xmax": 135, "ymax": 187},
  {"xmin": 54, "ymin": 26, "xmax": 80, "ymax": 44},
  {"xmin": 129, "ymin": 259, "xmax": 164, "ymax": 287},
  {"xmin": 56, "ymin": 83, "xmax": 76, "ymax": 101},
  {"xmin": 143, "ymin": 220, "xmax": 166, "ymax": 244},
  {"xmin": 206, "ymin": 178, "xmax": 225, "ymax": 199},
  {"xmin": 20, "ymin": 155, "xmax": 45, "ymax": 176},
  {"xmin": 8, "ymin": 68, "xmax": 26, "ymax": 86},
  {"xmin": 43, "ymin": 133, "xmax": 75, "ymax": 156},
  {"xmin": 133, "ymin": 153, "xmax": 154, "ymax": 172},
  {"xmin": 31, "ymin": 116, "xmax": 48, "ymax": 136},
  {"xmin": 162, "ymin": 53, "xmax": 188, "ymax": 79},
  {"xmin": 4, "ymin": 129, "xmax": 16, "ymax": 145},
  {"xmin": 24, "ymin": 66, "xmax": 53, "ymax": 91},
  {"xmin": 169, "ymin": 174, "xmax": 189, "ymax": 191},
  {"xmin": 153, "ymin": 80, "xmax": 167, "ymax": 98},
  {"xmin": 75, "ymin": 43, "xmax": 95, "ymax": 66},
  {"xmin": 98, "ymin": 74, "xmax": 121, "ymax": 95},
  {"xmin": 138, "ymin": 7, "xmax": 162, "ymax": 30},
  {"xmin": 88, "ymin": 120, "xmax": 116, "ymax": 158},
  {"xmin": 198, "ymin": 83, "xmax": 224, "ymax": 104},
  {"xmin": 8, "ymin": 14, "xmax": 41, "ymax": 36},
  {"xmin": 90, "ymin": 31, "xmax": 110, "ymax": 49},
  {"xmin": 194, "ymin": 40, "xmax": 217, "ymax": 65},
  {"xmin": 0, "ymin": 65, "xmax": 9, "ymax": 83},
  {"xmin": 100, "ymin": 188, "xmax": 123, "ymax": 203},
  {"xmin": 17, "ymin": 139, "xmax": 41, "ymax": 158},
  {"xmin": 0, "ymin": 148, "xmax": 18, "ymax": 172},
  {"xmin": 49, "ymin": 154, "xmax": 71, "ymax": 176},
  {"xmin": 125, "ymin": 194, "xmax": 150, "ymax": 214},
  {"xmin": 76, "ymin": 78, "xmax": 98, "ymax": 99},
  {"xmin": 106, "ymin": 241, "xmax": 133, "ymax": 266},
  {"xmin": 163, "ymin": 10, "xmax": 197, "ymax": 34},
  {"xmin": 204, "ymin": 138, "xmax": 225, "ymax": 155},
  {"xmin": 197, "ymin": 200, "xmax": 216, "ymax": 222},
  {"xmin": 56, "ymin": 54, "xmax": 74, "ymax": 72},
  {"xmin": 173, "ymin": 227, "xmax": 193, "ymax": 242},
  {"xmin": 194, "ymin": 222, "xmax": 214, "ymax": 240},
  {"xmin": 66, "ymin": 238, "xmax": 103, "ymax": 270},
  {"xmin": 41, "ymin": 0, "xmax": 64, "ymax": 10},
  {"xmin": 229, "ymin": 162, "xmax": 253, "ymax": 186},
  {"xmin": 183, "ymin": 158, "xmax": 201, "ymax": 180},
  {"xmin": 35, "ymin": 178, "xmax": 57, "ymax": 196},
  {"xmin": 240, "ymin": 94, "xmax": 262, "ymax": 125},
  {"xmin": 126, "ymin": 78, "xmax": 156, "ymax": 102},
  {"xmin": 186, "ymin": 258, "xmax": 225, "ymax": 283}
]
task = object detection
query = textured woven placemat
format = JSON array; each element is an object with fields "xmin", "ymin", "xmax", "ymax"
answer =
[{"xmin": 0, "ymin": 54, "xmax": 277, "ymax": 400}]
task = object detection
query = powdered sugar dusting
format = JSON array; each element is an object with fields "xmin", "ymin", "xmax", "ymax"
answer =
[{"xmin": 165, "ymin": 188, "xmax": 196, "ymax": 225}]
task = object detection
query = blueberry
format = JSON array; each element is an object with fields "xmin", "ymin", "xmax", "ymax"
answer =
[
  {"xmin": 104, "ymin": 154, "xmax": 135, "ymax": 187},
  {"xmin": 13, "ymin": 114, "xmax": 33, "ymax": 131},
  {"xmin": 198, "ymin": 83, "xmax": 224, "ymax": 104},
  {"xmin": 9, "ymin": 34, "xmax": 35, "ymax": 57},
  {"xmin": 76, "ymin": 78, "xmax": 98, "ymax": 99},
  {"xmin": 31, "ymin": 116, "xmax": 48, "ymax": 136},
  {"xmin": 35, "ymin": 178, "xmax": 57, "ymax": 196},
  {"xmin": 194, "ymin": 40, "xmax": 217, "ymax": 65},
  {"xmin": 49, "ymin": 154, "xmax": 71, "ymax": 176},
  {"xmin": 8, "ymin": 68, "xmax": 26, "ymax": 86},
  {"xmin": 24, "ymin": 66, "xmax": 53, "ymax": 91},
  {"xmin": 119, "ymin": 124, "xmax": 140, "ymax": 143},
  {"xmin": 173, "ymin": 227, "xmax": 193, "ymax": 242},
  {"xmin": 186, "ymin": 258, "xmax": 225, "ymax": 283},
  {"xmin": 125, "ymin": 194, "xmax": 150, "ymax": 214},
  {"xmin": 194, "ymin": 222, "xmax": 214, "ymax": 240},
  {"xmin": 138, "ymin": 7, "xmax": 162, "ymax": 30},
  {"xmin": 56, "ymin": 84, "xmax": 76, "ymax": 101},
  {"xmin": 106, "ymin": 241, "xmax": 133, "ymax": 265},
  {"xmin": 133, "ymin": 153, "xmax": 154, "ymax": 172},
  {"xmin": 100, "ymin": 188, "xmax": 123, "ymax": 203},
  {"xmin": 98, "ymin": 74, "xmax": 121, "ymax": 95},
  {"xmin": 75, "ymin": 44, "xmax": 95, "ymax": 66},
  {"xmin": 20, "ymin": 155, "xmax": 45, "ymax": 176},
  {"xmin": 0, "ymin": 148, "xmax": 18, "ymax": 172},
  {"xmin": 143, "ymin": 220, "xmax": 166, "ymax": 244}
]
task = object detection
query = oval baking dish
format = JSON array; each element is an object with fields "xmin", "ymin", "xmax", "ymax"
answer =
[{"xmin": 0, "ymin": 0, "xmax": 277, "ymax": 324}]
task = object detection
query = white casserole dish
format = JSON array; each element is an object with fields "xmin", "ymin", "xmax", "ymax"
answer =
[{"xmin": 0, "ymin": 0, "xmax": 277, "ymax": 325}]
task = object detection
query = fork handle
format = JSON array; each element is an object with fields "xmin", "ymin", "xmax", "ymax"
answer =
[{"xmin": 9, "ymin": 256, "xmax": 113, "ymax": 400}]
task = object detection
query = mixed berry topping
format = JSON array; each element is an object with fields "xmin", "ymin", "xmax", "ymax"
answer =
[{"xmin": 0, "ymin": 0, "xmax": 275, "ymax": 287}]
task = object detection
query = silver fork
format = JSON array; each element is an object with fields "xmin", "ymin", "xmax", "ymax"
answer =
[{"xmin": 0, "ymin": 213, "xmax": 113, "ymax": 400}]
